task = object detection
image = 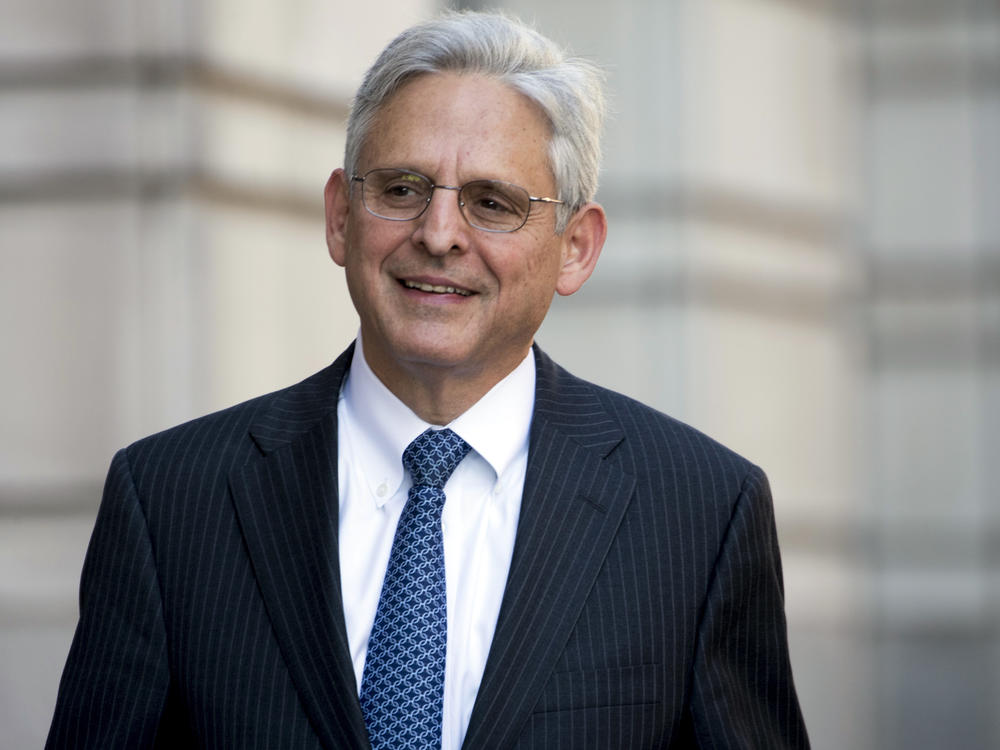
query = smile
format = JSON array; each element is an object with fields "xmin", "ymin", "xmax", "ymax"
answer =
[{"xmin": 402, "ymin": 279, "xmax": 473, "ymax": 296}]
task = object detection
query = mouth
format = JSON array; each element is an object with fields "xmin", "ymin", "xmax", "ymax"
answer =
[{"xmin": 401, "ymin": 279, "xmax": 474, "ymax": 297}]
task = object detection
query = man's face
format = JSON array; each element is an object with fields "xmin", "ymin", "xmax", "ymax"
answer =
[{"xmin": 327, "ymin": 72, "xmax": 581, "ymax": 391}]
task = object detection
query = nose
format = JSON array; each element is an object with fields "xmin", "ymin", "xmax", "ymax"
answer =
[{"xmin": 411, "ymin": 185, "xmax": 468, "ymax": 256}]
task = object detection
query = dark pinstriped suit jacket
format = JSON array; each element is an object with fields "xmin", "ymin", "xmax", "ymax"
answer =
[{"xmin": 48, "ymin": 343, "xmax": 809, "ymax": 749}]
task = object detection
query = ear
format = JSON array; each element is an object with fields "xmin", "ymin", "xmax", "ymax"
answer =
[
  {"xmin": 555, "ymin": 202, "xmax": 607, "ymax": 296},
  {"xmin": 324, "ymin": 168, "xmax": 351, "ymax": 267}
]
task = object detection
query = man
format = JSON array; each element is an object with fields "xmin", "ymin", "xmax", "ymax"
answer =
[{"xmin": 48, "ymin": 11, "xmax": 809, "ymax": 749}]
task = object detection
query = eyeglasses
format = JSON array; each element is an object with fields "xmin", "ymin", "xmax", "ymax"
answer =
[{"xmin": 351, "ymin": 168, "xmax": 563, "ymax": 233}]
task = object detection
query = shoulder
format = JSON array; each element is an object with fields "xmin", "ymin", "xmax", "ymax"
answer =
[
  {"xmin": 534, "ymin": 346, "xmax": 762, "ymax": 487},
  {"xmin": 602, "ymin": 381, "xmax": 759, "ymax": 484},
  {"xmin": 121, "ymin": 347, "xmax": 352, "ymax": 479}
]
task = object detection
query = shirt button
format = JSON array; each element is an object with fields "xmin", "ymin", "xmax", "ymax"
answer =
[{"xmin": 376, "ymin": 482, "xmax": 388, "ymax": 498}]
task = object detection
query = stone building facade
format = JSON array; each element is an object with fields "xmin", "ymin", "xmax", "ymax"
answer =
[{"xmin": 1, "ymin": 1, "xmax": 996, "ymax": 747}]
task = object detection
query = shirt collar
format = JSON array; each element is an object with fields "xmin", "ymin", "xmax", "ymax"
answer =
[{"xmin": 341, "ymin": 334, "xmax": 536, "ymax": 508}]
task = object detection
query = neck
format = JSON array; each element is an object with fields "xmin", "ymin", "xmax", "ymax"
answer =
[{"xmin": 359, "ymin": 342, "xmax": 530, "ymax": 426}]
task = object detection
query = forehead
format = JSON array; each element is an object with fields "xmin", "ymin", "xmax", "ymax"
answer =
[{"xmin": 360, "ymin": 72, "xmax": 554, "ymax": 186}]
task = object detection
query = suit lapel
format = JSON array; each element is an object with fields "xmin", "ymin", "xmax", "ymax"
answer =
[
  {"xmin": 462, "ymin": 348, "xmax": 637, "ymax": 749},
  {"xmin": 229, "ymin": 345, "xmax": 371, "ymax": 750}
]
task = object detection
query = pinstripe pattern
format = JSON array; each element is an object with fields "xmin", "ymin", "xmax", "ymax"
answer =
[
  {"xmin": 48, "ymin": 343, "xmax": 808, "ymax": 748},
  {"xmin": 463, "ymin": 349, "xmax": 808, "ymax": 749}
]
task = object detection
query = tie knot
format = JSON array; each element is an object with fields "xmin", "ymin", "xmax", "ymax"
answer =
[{"xmin": 403, "ymin": 428, "xmax": 471, "ymax": 489}]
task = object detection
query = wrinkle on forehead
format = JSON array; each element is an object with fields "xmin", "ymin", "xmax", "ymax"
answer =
[{"xmin": 359, "ymin": 72, "xmax": 556, "ymax": 191}]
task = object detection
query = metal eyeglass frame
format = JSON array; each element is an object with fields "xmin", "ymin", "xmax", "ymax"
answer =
[{"xmin": 350, "ymin": 168, "xmax": 564, "ymax": 233}]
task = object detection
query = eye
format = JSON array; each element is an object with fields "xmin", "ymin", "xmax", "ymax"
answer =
[
  {"xmin": 474, "ymin": 193, "xmax": 516, "ymax": 214},
  {"xmin": 385, "ymin": 184, "xmax": 414, "ymax": 197},
  {"xmin": 383, "ymin": 176, "xmax": 426, "ymax": 198},
  {"xmin": 372, "ymin": 171, "xmax": 430, "ymax": 206},
  {"xmin": 464, "ymin": 182, "xmax": 525, "ymax": 216}
]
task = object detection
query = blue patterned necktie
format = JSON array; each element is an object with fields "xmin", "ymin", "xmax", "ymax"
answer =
[{"xmin": 360, "ymin": 428, "xmax": 471, "ymax": 750}]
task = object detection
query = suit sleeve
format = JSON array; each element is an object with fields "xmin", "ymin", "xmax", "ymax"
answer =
[
  {"xmin": 46, "ymin": 448, "xmax": 170, "ymax": 749},
  {"xmin": 688, "ymin": 468, "xmax": 810, "ymax": 749}
]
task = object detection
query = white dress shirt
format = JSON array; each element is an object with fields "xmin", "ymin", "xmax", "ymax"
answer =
[{"xmin": 337, "ymin": 336, "xmax": 534, "ymax": 750}]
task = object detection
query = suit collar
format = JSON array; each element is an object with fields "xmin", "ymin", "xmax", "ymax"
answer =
[
  {"xmin": 246, "ymin": 342, "xmax": 355, "ymax": 456},
  {"xmin": 528, "ymin": 344, "xmax": 626, "ymax": 456}
]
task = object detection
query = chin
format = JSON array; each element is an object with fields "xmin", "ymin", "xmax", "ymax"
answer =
[{"xmin": 400, "ymin": 342, "xmax": 475, "ymax": 370}]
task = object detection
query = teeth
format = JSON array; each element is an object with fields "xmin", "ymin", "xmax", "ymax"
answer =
[{"xmin": 404, "ymin": 280, "xmax": 471, "ymax": 296}]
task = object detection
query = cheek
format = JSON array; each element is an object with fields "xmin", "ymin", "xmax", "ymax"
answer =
[
  {"xmin": 520, "ymin": 240, "xmax": 562, "ymax": 284},
  {"xmin": 492, "ymin": 233, "xmax": 560, "ymax": 278},
  {"xmin": 345, "ymin": 222, "xmax": 401, "ymax": 274},
  {"xmin": 492, "ymin": 249, "xmax": 561, "ymax": 318}
]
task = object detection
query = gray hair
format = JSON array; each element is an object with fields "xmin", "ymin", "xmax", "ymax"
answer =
[{"xmin": 344, "ymin": 10, "xmax": 606, "ymax": 232}]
